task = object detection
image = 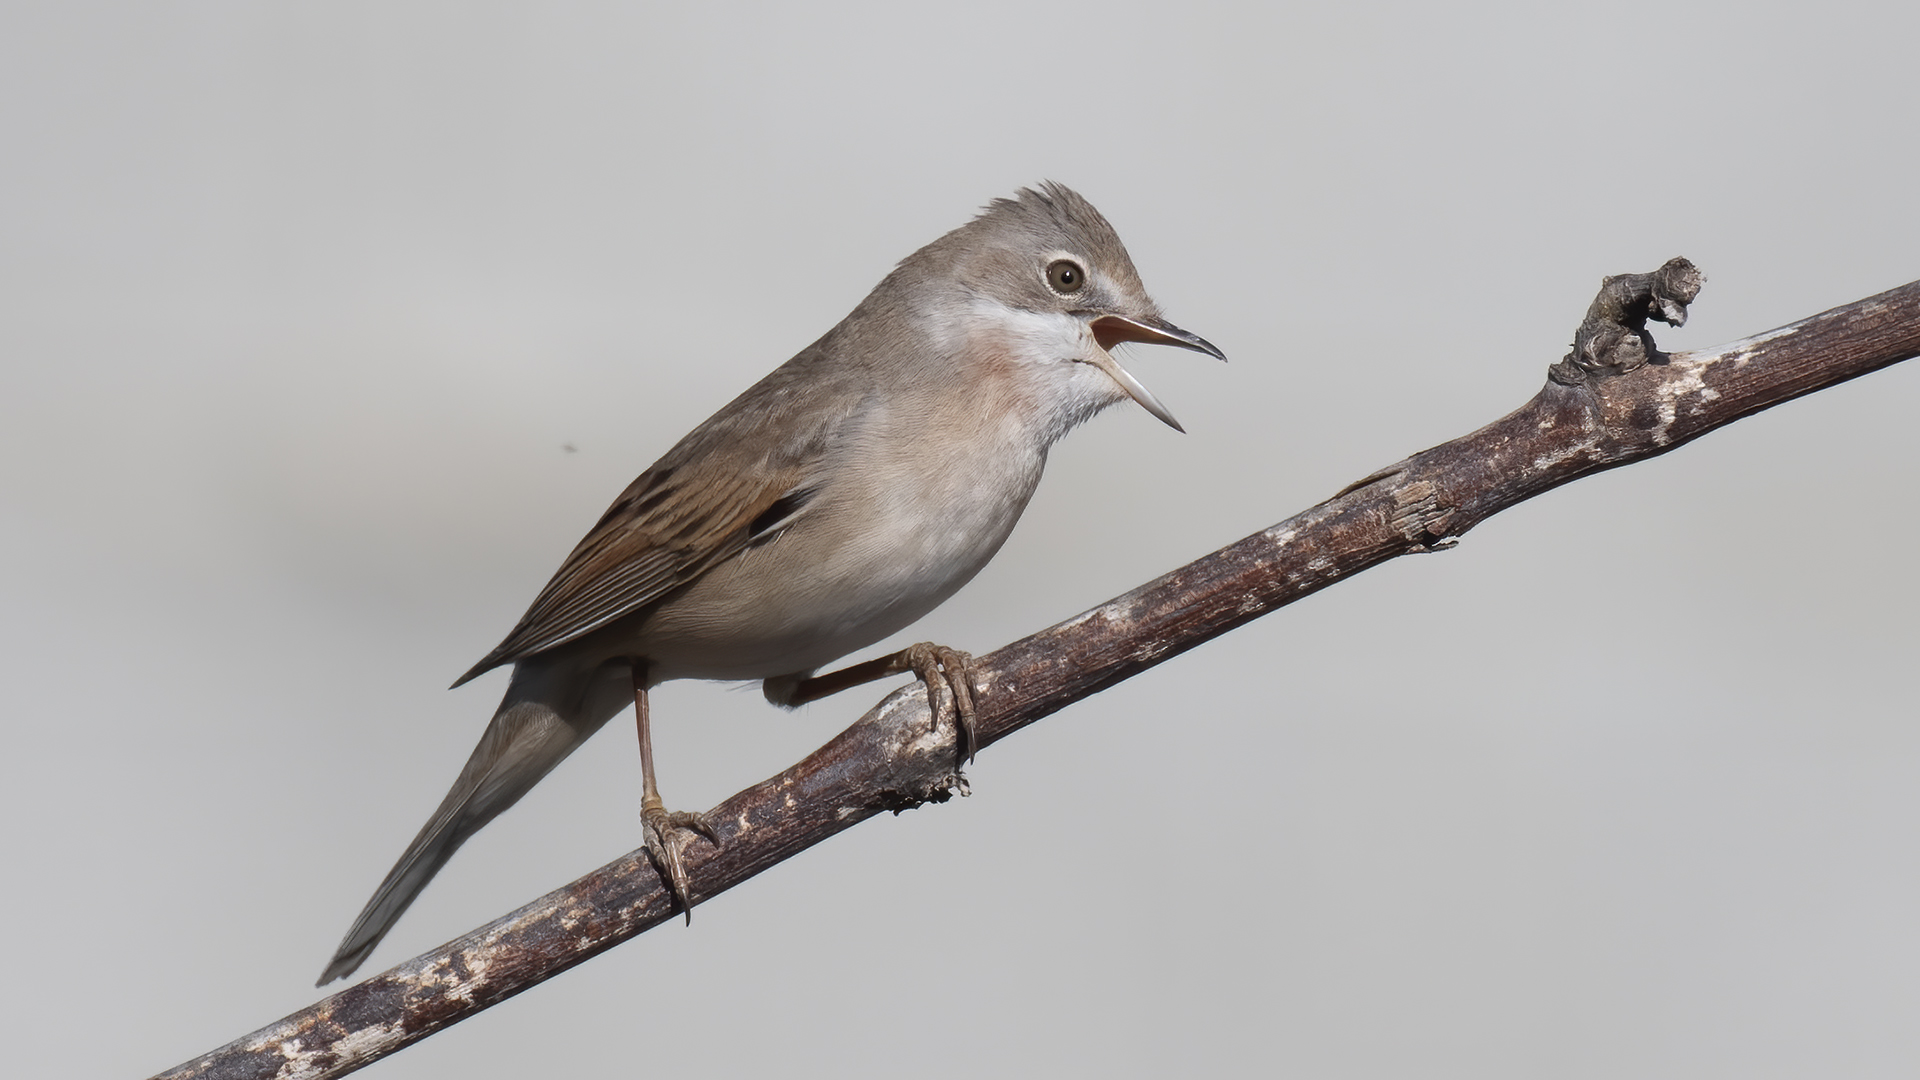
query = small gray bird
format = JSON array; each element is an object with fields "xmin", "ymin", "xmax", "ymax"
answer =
[{"xmin": 319, "ymin": 183, "xmax": 1223, "ymax": 985}]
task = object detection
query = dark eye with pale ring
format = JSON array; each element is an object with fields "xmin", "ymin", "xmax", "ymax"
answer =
[{"xmin": 1046, "ymin": 259, "xmax": 1086, "ymax": 294}]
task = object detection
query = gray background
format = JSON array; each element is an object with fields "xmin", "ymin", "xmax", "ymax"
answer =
[{"xmin": 6, "ymin": 2, "xmax": 1918, "ymax": 1077}]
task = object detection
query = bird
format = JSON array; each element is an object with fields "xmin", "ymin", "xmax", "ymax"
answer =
[{"xmin": 318, "ymin": 182, "xmax": 1225, "ymax": 985}]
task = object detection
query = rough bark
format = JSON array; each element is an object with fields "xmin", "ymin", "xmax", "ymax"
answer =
[{"xmin": 154, "ymin": 267, "xmax": 1920, "ymax": 1080}]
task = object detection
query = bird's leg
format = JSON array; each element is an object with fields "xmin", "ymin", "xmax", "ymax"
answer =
[
  {"xmin": 773, "ymin": 643, "xmax": 979, "ymax": 763},
  {"xmin": 632, "ymin": 659, "xmax": 719, "ymax": 922}
]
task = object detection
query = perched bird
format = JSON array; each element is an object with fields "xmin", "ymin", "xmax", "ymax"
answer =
[{"xmin": 319, "ymin": 182, "xmax": 1224, "ymax": 985}]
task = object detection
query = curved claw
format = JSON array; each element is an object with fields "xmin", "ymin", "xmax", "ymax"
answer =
[
  {"xmin": 900, "ymin": 642, "xmax": 979, "ymax": 764},
  {"xmin": 642, "ymin": 804, "xmax": 719, "ymax": 923}
]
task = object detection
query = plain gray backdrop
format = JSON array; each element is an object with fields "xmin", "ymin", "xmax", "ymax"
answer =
[{"xmin": 5, "ymin": 2, "xmax": 1918, "ymax": 1077}]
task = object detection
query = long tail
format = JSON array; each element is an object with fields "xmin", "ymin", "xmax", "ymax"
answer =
[{"xmin": 318, "ymin": 660, "xmax": 629, "ymax": 985}]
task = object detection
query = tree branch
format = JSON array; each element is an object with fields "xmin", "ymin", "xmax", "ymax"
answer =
[{"xmin": 154, "ymin": 268, "xmax": 1920, "ymax": 1080}]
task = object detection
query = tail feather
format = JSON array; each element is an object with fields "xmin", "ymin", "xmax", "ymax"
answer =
[{"xmin": 318, "ymin": 664, "xmax": 630, "ymax": 985}]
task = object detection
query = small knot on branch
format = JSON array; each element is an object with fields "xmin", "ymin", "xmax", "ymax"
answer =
[{"xmin": 1550, "ymin": 257, "xmax": 1704, "ymax": 384}]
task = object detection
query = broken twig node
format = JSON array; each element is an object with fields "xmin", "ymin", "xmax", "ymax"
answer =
[{"xmin": 1551, "ymin": 257, "xmax": 1705, "ymax": 383}]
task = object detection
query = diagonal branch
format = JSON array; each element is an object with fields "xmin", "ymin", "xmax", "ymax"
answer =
[{"xmin": 154, "ymin": 268, "xmax": 1920, "ymax": 1080}]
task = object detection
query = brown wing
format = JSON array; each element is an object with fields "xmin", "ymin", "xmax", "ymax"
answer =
[
  {"xmin": 449, "ymin": 329, "xmax": 876, "ymax": 686},
  {"xmin": 450, "ymin": 458, "xmax": 810, "ymax": 687}
]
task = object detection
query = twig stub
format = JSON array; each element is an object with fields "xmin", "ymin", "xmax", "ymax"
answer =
[{"xmin": 1553, "ymin": 257, "xmax": 1706, "ymax": 383}]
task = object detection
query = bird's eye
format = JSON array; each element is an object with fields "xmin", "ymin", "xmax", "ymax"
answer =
[{"xmin": 1046, "ymin": 259, "xmax": 1086, "ymax": 294}]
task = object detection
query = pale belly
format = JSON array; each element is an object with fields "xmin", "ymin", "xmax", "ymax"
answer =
[{"xmin": 609, "ymin": 445, "xmax": 1047, "ymax": 682}]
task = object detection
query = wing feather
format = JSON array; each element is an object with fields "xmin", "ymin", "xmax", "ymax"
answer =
[
  {"xmin": 450, "ymin": 464, "xmax": 804, "ymax": 686},
  {"xmin": 450, "ymin": 338, "xmax": 873, "ymax": 687}
]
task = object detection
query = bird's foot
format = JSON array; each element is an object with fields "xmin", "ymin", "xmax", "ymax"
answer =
[
  {"xmin": 898, "ymin": 642, "xmax": 978, "ymax": 763},
  {"xmin": 766, "ymin": 641, "xmax": 981, "ymax": 763},
  {"xmin": 641, "ymin": 800, "xmax": 720, "ymax": 922}
]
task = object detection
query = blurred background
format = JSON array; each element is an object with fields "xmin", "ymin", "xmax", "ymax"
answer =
[{"xmin": 5, "ymin": 2, "xmax": 1918, "ymax": 1077}]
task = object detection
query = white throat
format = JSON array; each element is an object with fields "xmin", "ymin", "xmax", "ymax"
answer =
[{"xmin": 930, "ymin": 296, "xmax": 1132, "ymax": 448}]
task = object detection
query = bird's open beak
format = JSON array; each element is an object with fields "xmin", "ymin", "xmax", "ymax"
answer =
[{"xmin": 1084, "ymin": 314, "xmax": 1227, "ymax": 433}]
